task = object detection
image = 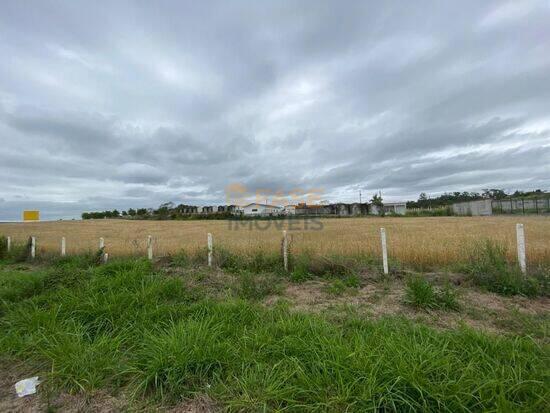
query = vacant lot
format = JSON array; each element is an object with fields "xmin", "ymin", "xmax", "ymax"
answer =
[
  {"xmin": 0, "ymin": 256, "xmax": 548, "ymax": 412},
  {"xmin": 2, "ymin": 216, "xmax": 550, "ymax": 268}
]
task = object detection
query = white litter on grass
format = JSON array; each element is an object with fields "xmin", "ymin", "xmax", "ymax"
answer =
[{"xmin": 14, "ymin": 376, "xmax": 40, "ymax": 397}]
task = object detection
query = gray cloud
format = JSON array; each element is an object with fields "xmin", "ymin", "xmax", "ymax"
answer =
[{"xmin": 1, "ymin": 0, "xmax": 550, "ymax": 220}]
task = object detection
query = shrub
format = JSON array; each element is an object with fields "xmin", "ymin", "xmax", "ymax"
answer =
[{"xmin": 404, "ymin": 276, "xmax": 459, "ymax": 310}]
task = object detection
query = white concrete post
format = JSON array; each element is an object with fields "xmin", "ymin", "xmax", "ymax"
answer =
[
  {"xmin": 61, "ymin": 237, "xmax": 66, "ymax": 257},
  {"xmin": 380, "ymin": 228, "xmax": 388, "ymax": 274},
  {"xmin": 99, "ymin": 237, "xmax": 105, "ymax": 249},
  {"xmin": 516, "ymin": 223, "xmax": 526, "ymax": 274},
  {"xmin": 30, "ymin": 236, "xmax": 36, "ymax": 260},
  {"xmin": 103, "ymin": 252, "xmax": 109, "ymax": 264},
  {"xmin": 6, "ymin": 236, "xmax": 10, "ymax": 252},
  {"xmin": 282, "ymin": 230, "xmax": 288, "ymax": 272},
  {"xmin": 207, "ymin": 233, "xmax": 213, "ymax": 267},
  {"xmin": 147, "ymin": 235, "xmax": 153, "ymax": 260}
]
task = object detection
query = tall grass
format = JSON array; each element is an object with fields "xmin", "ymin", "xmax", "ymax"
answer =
[
  {"xmin": 466, "ymin": 240, "xmax": 548, "ymax": 297},
  {"xmin": 0, "ymin": 258, "xmax": 548, "ymax": 411},
  {"xmin": 0, "ymin": 236, "xmax": 7, "ymax": 260}
]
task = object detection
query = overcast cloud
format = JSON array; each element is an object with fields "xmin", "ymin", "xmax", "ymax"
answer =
[{"xmin": 1, "ymin": 0, "xmax": 549, "ymax": 220}]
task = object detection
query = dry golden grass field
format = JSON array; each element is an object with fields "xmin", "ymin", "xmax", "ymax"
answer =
[{"xmin": 2, "ymin": 216, "xmax": 550, "ymax": 268}]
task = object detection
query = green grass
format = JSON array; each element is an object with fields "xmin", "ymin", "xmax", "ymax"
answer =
[
  {"xmin": 404, "ymin": 276, "xmax": 460, "ymax": 311},
  {"xmin": 0, "ymin": 258, "xmax": 548, "ymax": 411},
  {"xmin": 325, "ymin": 275, "xmax": 361, "ymax": 296},
  {"xmin": 233, "ymin": 271, "xmax": 282, "ymax": 301},
  {"xmin": 492, "ymin": 309, "xmax": 550, "ymax": 343},
  {"xmin": 465, "ymin": 240, "xmax": 548, "ymax": 297}
]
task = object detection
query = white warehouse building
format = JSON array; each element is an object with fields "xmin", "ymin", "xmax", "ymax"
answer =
[{"xmin": 241, "ymin": 203, "xmax": 284, "ymax": 216}]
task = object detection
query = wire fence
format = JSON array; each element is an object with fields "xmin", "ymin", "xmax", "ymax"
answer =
[{"xmin": 492, "ymin": 197, "xmax": 550, "ymax": 215}]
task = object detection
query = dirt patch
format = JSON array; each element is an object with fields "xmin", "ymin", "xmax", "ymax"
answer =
[
  {"xmin": 0, "ymin": 360, "xmax": 44, "ymax": 413},
  {"xmin": 282, "ymin": 281, "xmax": 326, "ymax": 310},
  {"xmin": 0, "ymin": 359, "xmax": 130, "ymax": 413},
  {"xmin": 463, "ymin": 289, "xmax": 550, "ymax": 314},
  {"xmin": 268, "ymin": 276, "xmax": 549, "ymax": 340},
  {"xmin": 166, "ymin": 395, "xmax": 218, "ymax": 413},
  {"xmin": 272, "ymin": 278, "xmax": 411, "ymax": 319},
  {"xmin": 46, "ymin": 391, "xmax": 128, "ymax": 412},
  {"xmin": 0, "ymin": 363, "xmax": 216, "ymax": 413}
]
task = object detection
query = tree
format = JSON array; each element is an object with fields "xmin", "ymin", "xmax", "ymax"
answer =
[
  {"xmin": 155, "ymin": 202, "xmax": 174, "ymax": 218},
  {"xmin": 417, "ymin": 192, "xmax": 430, "ymax": 208},
  {"xmin": 370, "ymin": 193, "xmax": 384, "ymax": 216},
  {"xmin": 128, "ymin": 208, "xmax": 136, "ymax": 216},
  {"xmin": 482, "ymin": 189, "xmax": 507, "ymax": 200}
]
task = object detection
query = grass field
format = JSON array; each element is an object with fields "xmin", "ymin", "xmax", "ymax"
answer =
[
  {"xmin": 2, "ymin": 216, "xmax": 550, "ymax": 269},
  {"xmin": 0, "ymin": 256, "xmax": 548, "ymax": 411}
]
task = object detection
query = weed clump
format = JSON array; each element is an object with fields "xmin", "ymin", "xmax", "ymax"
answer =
[
  {"xmin": 466, "ymin": 240, "xmax": 547, "ymax": 297},
  {"xmin": 404, "ymin": 276, "xmax": 459, "ymax": 311},
  {"xmin": 325, "ymin": 275, "xmax": 361, "ymax": 296},
  {"xmin": 234, "ymin": 271, "xmax": 281, "ymax": 301}
]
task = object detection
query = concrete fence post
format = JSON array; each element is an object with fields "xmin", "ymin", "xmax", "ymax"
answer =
[
  {"xmin": 61, "ymin": 237, "xmax": 66, "ymax": 257},
  {"xmin": 30, "ymin": 236, "xmax": 36, "ymax": 260},
  {"xmin": 380, "ymin": 228, "xmax": 388, "ymax": 274},
  {"xmin": 516, "ymin": 223, "xmax": 526, "ymax": 274},
  {"xmin": 99, "ymin": 237, "xmax": 105, "ymax": 250},
  {"xmin": 282, "ymin": 230, "xmax": 288, "ymax": 272},
  {"xmin": 147, "ymin": 235, "xmax": 153, "ymax": 260},
  {"xmin": 103, "ymin": 252, "xmax": 109, "ymax": 264},
  {"xmin": 6, "ymin": 236, "xmax": 10, "ymax": 252},
  {"xmin": 207, "ymin": 233, "xmax": 213, "ymax": 267}
]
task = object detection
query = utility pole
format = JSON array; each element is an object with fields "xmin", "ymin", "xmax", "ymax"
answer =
[{"xmin": 359, "ymin": 190, "xmax": 362, "ymax": 204}]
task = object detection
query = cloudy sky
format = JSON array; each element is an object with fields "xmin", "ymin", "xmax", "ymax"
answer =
[{"xmin": 1, "ymin": 1, "xmax": 549, "ymax": 220}]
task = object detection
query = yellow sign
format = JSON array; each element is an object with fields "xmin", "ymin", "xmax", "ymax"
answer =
[{"xmin": 23, "ymin": 210, "xmax": 40, "ymax": 221}]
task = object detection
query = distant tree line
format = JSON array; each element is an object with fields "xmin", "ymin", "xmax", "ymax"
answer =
[
  {"xmin": 81, "ymin": 208, "xmax": 149, "ymax": 220},
  {"xmin": 81, "ymin": 202, "xmax": 232, "ymax": 220},
  {"xmin": 406, "ymin": 189, "xmax": 547, "ymax": 209}
]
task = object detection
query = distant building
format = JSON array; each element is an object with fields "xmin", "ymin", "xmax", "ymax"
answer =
[
  {"xmin": 191, "ymin": 200, "xmax": 408, "ymax": 217},
  {"xmin": 177, "ymin": 205, "xmax": 198, "ymax": 214},
  {"xmin": 369, "ymin": 202, "xmax": 407, "ymax": 215},
  {"xmin": 295, "ymin": 203, "xmax": 333, "ymax": 215},
  {"xmin": 349, "ymin": 203, "xmax": 368, "ymax": 215},
  {"xmin": 241, "ymin": 203, "xmax": 284, "ymax": 216},
  {"xmin": 452, "ymin": 199, "xmax": 492, "ymax": 216},
  {"xmin": 283, "ymin": 205, "xmax": 296, "ymax": 215}
]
